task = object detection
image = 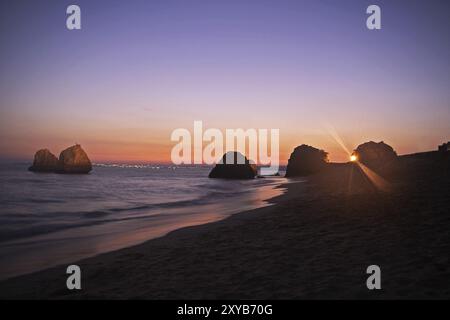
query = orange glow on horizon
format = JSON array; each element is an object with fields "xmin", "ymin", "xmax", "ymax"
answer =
[{"xmin": 0, "ymin": 121, "xmax": 446, "ymax": 165}]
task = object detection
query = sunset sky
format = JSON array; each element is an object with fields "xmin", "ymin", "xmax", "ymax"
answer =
[{"xmin": 0, "ymin": 0, "xmax": 449, "ymax": 164}]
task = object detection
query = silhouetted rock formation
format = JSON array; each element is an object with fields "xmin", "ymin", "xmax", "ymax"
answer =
[
  {"xmin": 209, "ymin": 152, "xmax": 257, "ymax": 179},
  {"xmin": 285, "ymin": 145, "xmax": 329, "ymax": 177},
  {"xmin": 29, "ymin": 144, "xmax": 92, "ymax": 174},
  {"xmin": 352, "ymin": 141, "xmax": 397, "ymax": 169},
  {"xmin": 438, "ymin": 142, "xmax": 449, "ymax": 153},
  {"xmin": 28, "ymin": 149, "xmax": 59, "ymax": 172},
  {"xmin": 57, "ymin": 144, "xmax": 92, "ymax": 174}
]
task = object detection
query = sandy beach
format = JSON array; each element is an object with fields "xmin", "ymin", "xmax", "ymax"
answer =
[{"xmin": 1, "ymin": 152, "xmax": 449, "ymax": 299}]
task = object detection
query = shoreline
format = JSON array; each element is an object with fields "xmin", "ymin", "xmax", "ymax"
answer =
[
  {"xmin": 0, "ymin": 173, "xmax": 288, "ymax": 282},
  {"xmin": 1, "ymin": 154, "xmax": 449, "ymax": 299},
  {"xmin": 0, "ymin": 178, "xmax": 302, "ymax": 298}
]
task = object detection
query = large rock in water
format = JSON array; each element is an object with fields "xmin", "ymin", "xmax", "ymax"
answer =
[
  {"xmin": 57, "ymin": 144, "xmax": 92, "ymax": 174},
  {"xmin": 28, "ymin": 149, "xmax": 59, "ymax": 172},
  {"xmin": 352, "ymin": 141, "xmax": 397, "ymax": 169},
  {"xmin": 285, "ymin": 144, "xmax": 329, "ymax": 177},
  {"xmin": 209, "ymin": 152, "xmax": 257, "ymax": 179}
]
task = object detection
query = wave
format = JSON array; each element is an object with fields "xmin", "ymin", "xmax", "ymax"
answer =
[
  {"xmin": 98, "ymin": 189, "xmax": 250, "ymax": 213},
  {"xmin": 0, "ymin": 165, "xmax": 285, "ymax": 245},
  {"xmin": 27, "ymin": 198, "xmax": 66, "ymax": 204},
  {"xmin": 0, "ymin": 206, "xmax": 200, "ymax": 244}
]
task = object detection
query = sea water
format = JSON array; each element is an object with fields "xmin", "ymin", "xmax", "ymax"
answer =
[{"xmin": 0, "ymin": 161, "xmax": 286, "ymax": 280}]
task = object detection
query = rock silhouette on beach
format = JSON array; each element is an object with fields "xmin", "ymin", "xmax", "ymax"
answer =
[
  {"xmin": 285, "ymin": 144, "xmax": 329, "ymax": 177},
  {"xmin": 208, "ymin": 152, "xmax": 257, "ymax": 179},
  {"xmin": 57, "ymin": 144, "xmax": 92, "ymax": 174},
  {"xmin": 352, "ymin": 141, "xmax": 397, "ymax": 169},
  {"xmin": 29, "ymin": 144, "xmax": 92, "ymax": 174},
  {"xmin": 28, "ymin": 149, "xmax": 59, "ymax": 172},
  {"xmin": 438, "ymin": 141, "xmax": 449, "ymax": 153}
]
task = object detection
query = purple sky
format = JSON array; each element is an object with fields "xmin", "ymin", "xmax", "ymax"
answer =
[{"xmin": 0, "ymin": 0, "xmax": 449, "ymax": 162}]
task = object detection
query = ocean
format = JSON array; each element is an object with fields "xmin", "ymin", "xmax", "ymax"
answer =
[{"xmin": 0, "ymin": 161, "xmax": 286, "ymax": 280}]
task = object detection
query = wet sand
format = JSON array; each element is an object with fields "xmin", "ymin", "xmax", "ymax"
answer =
[{"xmin": 1, "ymin": 153, "xmax": 449, "ymax": 299}]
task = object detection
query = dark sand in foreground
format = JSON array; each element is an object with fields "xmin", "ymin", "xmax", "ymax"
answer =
[{"xmin": 1, "ymin": 153, "xmax": 449, "ymax": 299}]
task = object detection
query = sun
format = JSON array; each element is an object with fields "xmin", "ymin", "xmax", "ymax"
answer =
[{"xmin": 350, "ymin": 154, "xmax": 358, "ymax": 162}]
